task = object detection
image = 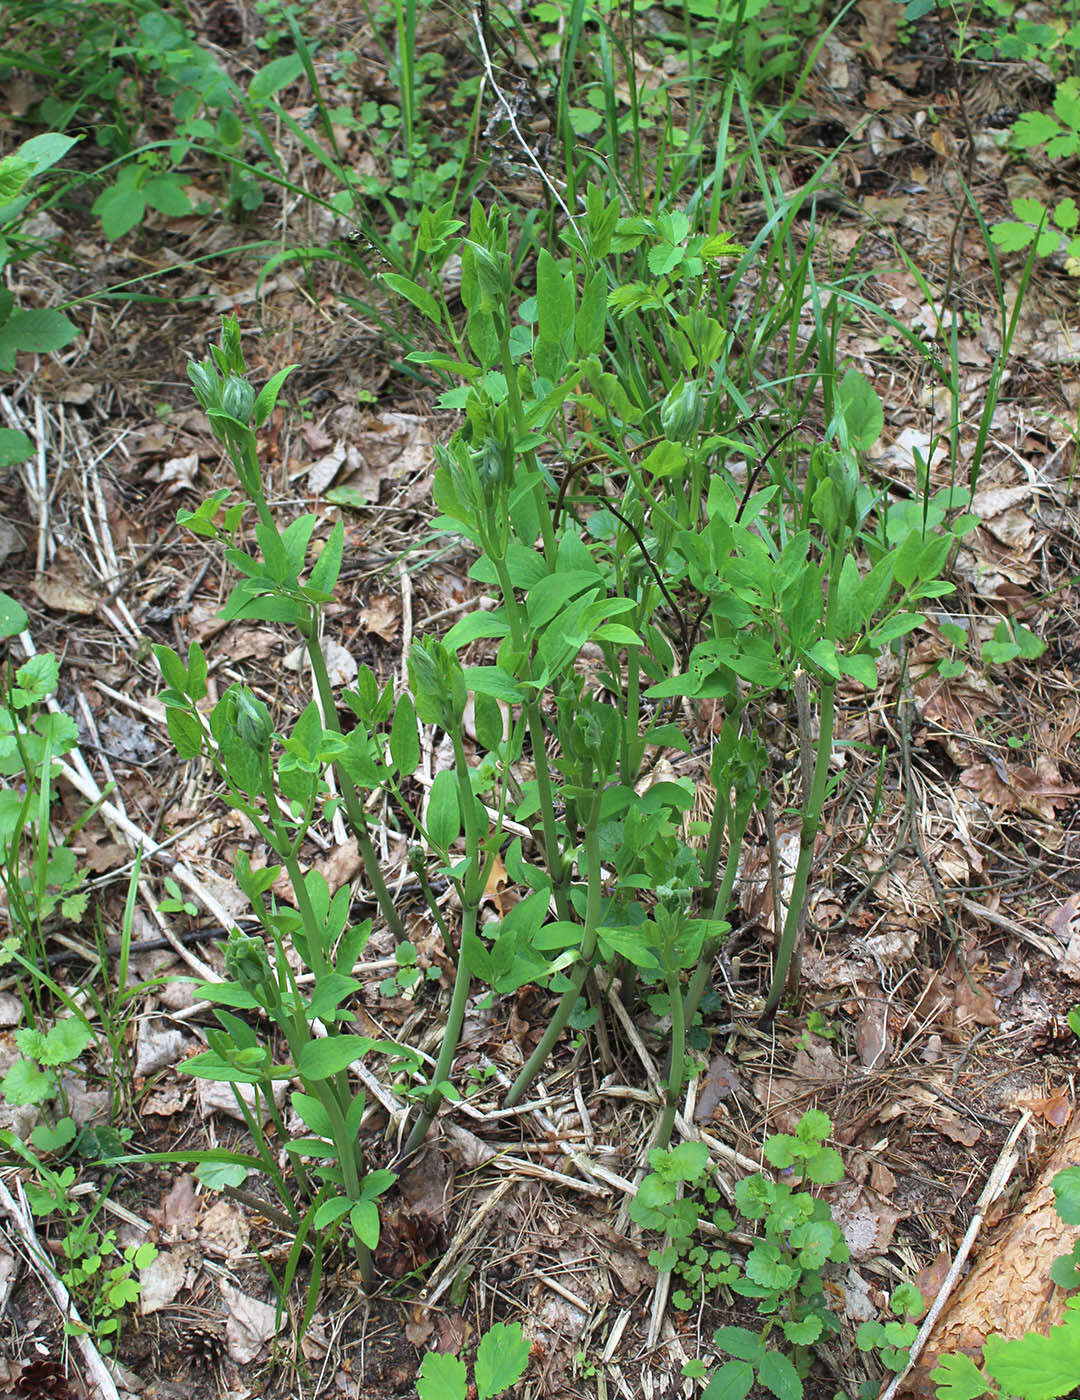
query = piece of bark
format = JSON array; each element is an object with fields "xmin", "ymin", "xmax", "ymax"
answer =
[{"xmin": 899, "ymin": 1112, "xmax": 1080, "ymax": 1397}]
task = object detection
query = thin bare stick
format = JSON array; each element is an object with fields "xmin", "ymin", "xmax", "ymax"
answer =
[
  {"xmin": 878, "ymin": 1109, "xmax": 1031, "ymax": 1400},
  {"xmin": 469, "ymin": 7, "xmax": 581, "ymax": 236},
  {"xmin": 0, "ymin": 1174, "xmax": 121, "ymax": 1400}
]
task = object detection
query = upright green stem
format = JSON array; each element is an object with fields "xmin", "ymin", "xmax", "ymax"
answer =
[
  {"xmin": 400, "ymin": 727, "xmax": 480, "ymax": 1157},
  {"xmin": 491, "ymin": 553, "xmax": 570, "ymax": 919},
  {"xmin": 682, "ymin": 800, "xmax": 751, "ymax": 1038},
  {"xmin": 303, "ymin": 630, "xmax": 407, "ymax": 941},
  {"xmin": 262, "ymin": 763, "xmax": 372, "ymax": 1282},
  {"xmin": 654, "ymin": 953, "xmax": 687, "ymax": 1151},
  {"xmin": 400, "ymin": 902, "xmax": 476, "ymax": 1159},
  {"xmin": 759, "ymin": 679, "xmax": 836, "ymax": 1025},
  {"xmin": 497, "ymin": 325, "xmax": 556, "ymax": 564},
  {"xmin": 505, "ymin": 812, "xmax": 603, "ymax": 1107}
]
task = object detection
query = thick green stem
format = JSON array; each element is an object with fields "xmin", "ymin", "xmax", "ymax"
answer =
[
  {"xmin": 759, "ymin": 680, "xmax": 836, "ymax": 1025},
  {"xmin": 400, "ymin": 901, "xmax": 476, "ymax": 1158},
  {"xmin": 682, "ymin": 801, "xmax": 751, "ymax": 1037},
  {"xmin": 303, "ymin": 631, "xmax": 407, "ymax": 941},
  {"xmin": 498, "ymin": 325, "xmax": 556, "ymax": 564},
  {"xmin": 505, "ymin": 817, "xmax": 602, "ymax": 1107},
  {"xmin": 490, "ymin": 553, "xmax": 570, "ymax": 919},
  {"xmin": 400, "ymin": 727, "xmax": 481, "ymax": 1157},
  {"xmin": 654, "ymin": 955, "xmax": 687, "ymax": 1151}
]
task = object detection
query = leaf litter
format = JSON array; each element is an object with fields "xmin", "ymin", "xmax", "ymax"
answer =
[{"xmin": 1, "ymin": 3, "xmax": 1080, "ymax": 1397}]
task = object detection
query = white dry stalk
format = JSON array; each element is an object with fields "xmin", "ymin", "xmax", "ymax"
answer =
[
  {"xmin": 878, "ymin": 1109, "xmax": 1032, "ymax": 1400},
  {"xmin": 0, "ymin": 1174, "xmax": 121, "ymax": 1400},
  {"xmin": 469, "ymin": 9, "xmax": 582, "ymax": 237}
]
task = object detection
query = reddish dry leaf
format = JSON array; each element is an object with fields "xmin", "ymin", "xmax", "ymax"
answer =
[
  {"xmin": 163, "ymin": 1174, "xmax": 199, "ymax": 1241},
  {"xmin": 829, "ymin": 1183, "xmax": 904, "ymax": 1260},
  {"xmin": 960, "ymin": 758, "xmax": 1079, "ymax": 822},
  {"xmin": 33, "ymin": 560, "xmax": 97, "ymax": 615},
  {"xmin": 869, "ymin": 1160, "xmax": 898, "ymax": 1196},
  {"xmin": 405, "ymin": 1308, "xmax": 436, "ymax": 1348},
  {"xmin": 855, "ymin": 991, "xmax": 892, "ymax": 1069},
  {"xmin": 397, "ymin": 1148, "xmax": 452, "ymax": 1224},
  {"xmin": 914, "ymin": 1251, "xmax": 951, "ymax": 1315},
  {"xmin": 936, "ymin": 1112, "xmax": 980, "ymax": 1147},
  {"xmin": 220, "ymin": 1280, "xmax": 277, "ymax": 1364},
  {"xmin": 694, "ymin": 1054, "xmax": 742, "ymax": 1122},
  {"xmin": 1020, "ymin": 1089, "xmax": 1072, "ymax": 1128},
  {"xmin": 199, "ymin": 1198, "xmax": 250, "ymax": 1260},
  {"xmin": 482, "ymin": 851, "xmax": 508, "ymax": 914}
]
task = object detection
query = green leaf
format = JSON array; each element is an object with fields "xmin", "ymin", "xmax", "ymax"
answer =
[
  {"xmin": 389, "ymin": 693, "xmax": 420, "ymax": 775},
  {"xmin": 383, "ymin": 273, "xmax": 442, "ymax": 326},
  {"xmin": 166, "ymin": 707, "xmax": 204, "ymax": 760},
  {"xmin": 475, "ymin": 1321, "xmax": 532, "ymax": 1400},
  {"xmin": 307, "ymin": 520, "xmax": 344, "ymax": 596},
  {"xmin": 350, "ymin": 1198, "xmax": 381, "ymax": 1248},
  {"xmin": 93, "ymin": 180, "xmax": 146, "ymax": 241},
  {"xmin": 443, "ymin": 611, "xmax": 510, "ymax": 650},
  {"xmin": 0, "ymin": 591, "xmax": 28, "ymax": 637},
  {"xmin": 991, "ymin": 220, "xmax": 1037, "ymax": 252},
  {"xmin": 1053, "ymin": 1166, "xmax": 1080, "ymax": 1225},
  {"xmin": 804, "ymin": 1145, "xmax": 844, "ymax": 1185},
  {"xmin": 0, "ymin": 428, "xmax": 31, "ymax": 468},
  {"xmin": 712, "ymin": 1327, "xmax": 765, "ymax": 1363},
  {"xmin": 525, "ymin": 570, "xmax": 600, "ymax": 630},
  {"xmin": 576, "ymin": 268, "xmax": 607, "ymax": 356},
  {"xmin": 0, "ymin": 156, "xmax": 32, "ymax": 206},
  {"xmin": 0, "ymin": 308, "xmax": 79, "ymax": 367},
  {"xmin": 427, "ymin": 768, "xmax": 461, "ymax": 849},
  {"xmin": 701, "ymin": 1360, "xmax": 756, "ymax": 1400},
  {"xmin": 40, "ymin": 1018, "xmax": 93, "ymax": 1066},
  {"xmin": 796, "ymin": 1108, "xmax": 830, "ymax": 1143},
  {"xmin": 297, "ymin": 1035, "xmax": 375, "ymax": 1079},
  {"xmin": 1012, "ymin": 111, "xmax": 1063, "ymax": 148},
  {"xmin": 417, "ymin": 1351, "xmax": 467, "ymax": 1400},
  {"xmin": 313, "ymin": 1197, "xmax": 352, "ymax": 1228},
  {"xmin": 463, "ymin": 665, "xmax": 525, "ymax": 702},
  {"xmin": 783, "ymin": 1315, "xmax": 823, "ymax": 1345},
  {"xmin": 536, "ymin": 249, "xmax": 574, "ymax": 347},
  {"xmin": 833, "ymin": 555, "xmax": 863, "ymax": 639},
  {"xmin": 143, "ymin": 174, "xmax": 191, "ymax": 217},
  {"xmin": 837, "ymin": 368, "xmax": 884, "ymax": 450},
  {"xmin": 252, "ymin": 363, "xmax": 298, "ymax": 427},
  {"xmin": 745, "ymin": 1242, "xmax": 796, "ymax": 1290},
  {"xmin": 249, "ymin": 54, "xmax": 305, "ymax": 101},
  {"xmin": 840, "ymin": 653, "xmax": 879, "ymax": 689},
  {"xmin": 32, "ymin": 1116, "xmax": 77, "ymax": 1154},
  {"xmin": 291, "ymin": 1091, "xmax": 334, "ymax": 1139},
  {"xmin": 2, "ymin": 1059, "xmax": 53, "ymax": 1105},
  {"xmin": 14, "ymin": 132, "xmax": 78, "ymax": 178},
  {"xmin": 983, "ymin": 1324, "xmax": 1080, "ymax": 1400},
  {"xmin": 929, "ymin": 1353, "xmax": 990, "ymax": 1400},
  {"xmin": 757, "ymin": 1349, "xmax": 803, "ymax": 1400}
]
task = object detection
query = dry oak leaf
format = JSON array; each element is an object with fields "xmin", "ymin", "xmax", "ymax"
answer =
[
  {"xmin": 960, "ymin": 757, "xmax": 1080, "ymax": 822},
  {"xmin": 220, "ymin": 1280, "xmax": 277, "ymax": 1365},
  {"xmin": 33, "ymin": 559, "xmax": 97, "ymax": 615},
  {"xmin": 1019, "ymin": 1088, "xmax": 1072, "ymax": 1128},
  {"xmin": 357, "ymin": 591, "xmax": 401, "ymax": 643},
  {"xmin": 935, "ymin": 1112, "xmax": 981, "ymax": 1147}
]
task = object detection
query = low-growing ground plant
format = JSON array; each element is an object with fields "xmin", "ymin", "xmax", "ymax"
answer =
[{"xmin": 632, "ymin": 1113, "xmax": 923, "ymax": 1399}]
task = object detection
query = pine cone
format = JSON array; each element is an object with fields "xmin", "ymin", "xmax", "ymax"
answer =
[
  {"xmin": 184, "ymin": 1323, "xmax": 226, "ymax": 1373},
  {"xmin": 15, "ymin": 1358, "xmax": 74, "ymax": 1400}
]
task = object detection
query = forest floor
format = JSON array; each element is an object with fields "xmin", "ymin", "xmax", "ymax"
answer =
[{"xmin": 1, "ymin": 1, "xmax": 1079, "ymax": 1398}]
